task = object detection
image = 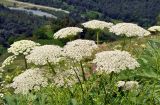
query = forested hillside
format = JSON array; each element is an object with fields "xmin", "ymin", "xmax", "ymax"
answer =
[
  {"xmin": 17, "ymin": 0, "xmax": 160, "ymax": 26},
  {"xmin": 0, "ymin": 5, "xmax": 48, "ymax": 47}
]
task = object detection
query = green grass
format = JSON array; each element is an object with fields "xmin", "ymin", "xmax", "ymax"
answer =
[{"xmin": 0, "ymin": 34, "xmax": 160, "ymax": 105}]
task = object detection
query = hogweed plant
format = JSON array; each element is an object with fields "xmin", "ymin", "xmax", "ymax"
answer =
[
  {"xmin": 1, "ymin": 28, "xmax": 160, "ymax": 104},
  {"xmin": 117, "ymin": 81, "xmax": 139, "ymax": 91},
  {"xmin": 9, "ymin": 68, "xmax": 48, "ymax": 94},
  {"xmin": 63, "ymin": 39, "xmax": 98, "ymax": 81},
  {"xmin": 92, "ymin": 50, "xmax": 140, "ymax": 74},
  {"xmin": 148, "ymin": 26, "xmax": 160, "ymax": 33},
  {"xmin": 1, "ymin": 55, "xmax": 17, "ymax": 68},
  {"xmin": 53, "ymin": 27, "xmax": 83, "ymax": 41},
  {"xmin": 82, "ymin": 20, "xmax": 113, "ymax": 44},
  {"xmin": 6, "ymin": 40, "xmax": 40, "ymax": 69},
  {"xmin": 109, "ymin": 23, "xmax": 151, "ymax": 50},
  {"xmin": 26, "ymin": 45, "xmax": 63, "ymax": 75},
  {"xmin": 148, "ymin": 26, "xmax": 160, "ymax": 39},
  {"xmin": 92, "ymin": 50, "xmax": 140, "ymax": 104}
]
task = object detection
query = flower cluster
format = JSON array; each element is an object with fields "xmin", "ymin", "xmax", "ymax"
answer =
[
  {"xmin": 10, "ymin": 68, "xmax": 48, "ymax": 94},
  {"xmin": 8, "ymin": 40, "xmax": 40, "ymax": 55},
  {"xmin": 0, "ymin": 67, "xmax": 4, "ymax": 72},
  {"xmin": 1, "ymin": 55, "xmax": 16, "ymax": 68},
  {"xmin": 109, "ymin": 23, "xmax": 151, "ymax": 37},
  {"xmin": 54, "ymin": 27, "xmax": 83, "ymax": 39},
  {"xmin": 93, "ymin": 50, "xmax": 140, "ymax": 74},
  {"xmin": 148, "ymin": 26, "xmax": 160, "ymax": 32},
  {"xmin": 82, "ymin": 20, "xmax": 113, "ymax": 30},
  {"xmin": 63, "ymin": 39, "xmax": 98, "ymax": 61},
  {"xmin": 26, "ymin": 45, "xmax": 63, "ymax": 65},
  {"xmin": 117, "ymin": 81, "xmax": 139, "ymax": 91},
  {"xmin": 52, "ymin": 69, "xmax": 81, "ymax": 88},
  {"xmin": 0, "ymin": 93, "xmax": 4, "ymax": 98}
]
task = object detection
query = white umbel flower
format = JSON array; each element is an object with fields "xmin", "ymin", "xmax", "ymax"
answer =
[
  {"xmin": 63, "ymin": 39, "xmax": 98, "ymax": 61},
  {"xmin": 10, "ymin": 68, "xmax": 48, "ymax": 94},
  {"xmin": 0, "ymin": 93, "xmax": 4, "ymax": 98},
  {"xmin": 53, "ymin": 69, "xmax": 81, "ymax": 88},
  {"xmin": 54, "ymin": 27, "xmax": 83, "ymax": 39},
  {"xmin": 148, "ymin": 26, "xmax": 160, "ymax": 32},
  {"xmin": 82, "ymin": 20, "xmax": 114, "ymax": 30},
  {"xmin": 2, "ymin": 55, "xmax": 16, "ymax": 68},
  {"xmin": 109, "ymin": 23, "xmax": 151, "ymax": 37},
  {"xmin": 8, "ymin": 40, "xmax": 40, "ymax": 55},
  {"xmin": 0, "ymin": 67, "xmax": 4, "ymax": 72},
  {"xmin": 93, "ymin": 50, "xmax": 140, "ymax": 74},
  {"xmin": 26, "ymin": 45, "xmax": 63, "ymax": 65},
  {"xmin": 117, "ymin": 81, "xmax": 125, "ymax": 87},
  {"xmin": 117, "ymin": 81, "xmax": 139, "ymax": 91}
]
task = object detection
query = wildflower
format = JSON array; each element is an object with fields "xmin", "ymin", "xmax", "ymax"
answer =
[
  {"xmin": 8, "ymin": 40, "xmax": 40, "ymax": 55},
  {"xmin": 117, "ymin": 81, "xmax": 139, "ymax": 91},
  {"xmin": 0, "ymin": 93, "xmax": 4, "ymax": 98},
  {"xmin": 148, "ymin": 26, "xmax": 160, "ymax": 32},
  {"xmin": 140, "ymin": 44, "xmax": 146, "ymax": 48},
  {"xmin": 52, "ymin": 69, "xmax": 81, "ymax": 88},
  {"xmin": 26, "ymin": 45, "xmax": 63, "ymax": 65},
  {"xmin": 117, "ymin": 81, "xmax": 125, "ymax": 87},
  {"xmin": 10, "ymin": 68, "xmax": 48, "ymax": 94},
  {"xmin": 63, "ymin": 39, "xmax": 98, "ymax": 61},
  {"xmin": 1, "ymin": 55, "xmax": 16, "ymax": 68},
  {"xmin": 53, "ymin": 27, "xmax": 83, "ymax": 39},
  {"xmin": 82, "ymin": 20, "xmax": 113, "ymax": 30},
  {"xmin": 109, "ymin": 23, "xmax": 151, "ymax": 37},
  {"xmin": 0, "ymin": 67, "xmax": 4, "ymax": 72},
  {"xmin": 93, "ymin": 50, "xmax": 140, "ymax": 74},
  {"xmin": 82, "ymin": 20, "xmax": 114, "ymax": 44}
]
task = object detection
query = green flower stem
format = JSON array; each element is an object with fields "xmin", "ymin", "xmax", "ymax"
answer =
[
  {"xmin": 23, "ymin": 55, "xmax": 28, "ymax": 69},
  {"xmin": 73, "ymin": 69, "xmax": 85, "ymax": 96},
  {"xmin": 109, "ymin": 71, "xmax": 114, "ymax": 83},
  {"xmin": 47, "ymin": 61, "xmax": 56, "ymax": 75},
  {"xmin": 129, "ymin": 37, "xmax": 132, "ymax": 51},
  {"xmin": 80, "ymin": 61, "xmax": 86, "ymax": 81},
  {"xmin": 100, "ymin": 74, "xmax": 108, "ymax": 105},
  {"xmin": 151, "ymin": 82, "xmax": 156, "ymax": 104},
  {"xmin": 103, "ymin": 82, "xmax": 107, "ymax": 105},
  {"xmin": 121, "ymin": 36, "xmax": 126, "ymax": 50},
  {"xmin": 72, "ymin": 61, "xmax": 85, "ymax": 104},
  {"xmin": 96, "ymin": 31, "xmax": 100, "ymax": 45}
]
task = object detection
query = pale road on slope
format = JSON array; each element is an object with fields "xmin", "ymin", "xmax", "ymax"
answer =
[{"xmin": 7, "ymin": 0, "xmax": 70, "ymax": 13}]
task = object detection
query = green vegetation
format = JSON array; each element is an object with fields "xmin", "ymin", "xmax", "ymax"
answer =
[
  {"xmin": 0, "ymin": 32, "xmax": 160, "ymax": 104},
  {"xmin": 0, "ymin": 1, "xmax": 160, "ymax": 104}
]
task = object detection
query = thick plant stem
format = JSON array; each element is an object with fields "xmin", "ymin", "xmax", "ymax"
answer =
[
  {"xmin": 80, "ymin": 61, "xmax": 86, "ymax": 81},
  {"xmin": 121, "ymin": 36, "xmax": 126, "ymax": 51},
  {"xmin": 72, "ymin": 63, "xmax": 85, "ymax": 104},
  {"xmin": 129, "ymin": 37, "xmax": 132, "ymax": 51},
  {"xmin": 96, "ymin": 31, "xmax": 100, "ymax": 45},
  {"xmin": 23, "ymin": 55, "xmax": 28, "ymax": 69},
  {"xmin": 103, "ymin": 83, "xmax": 107, "ymax": 105},
  {"xmin": 100, "ymin": 75, "xmax": 108, "ymax": 105},
  {"xmin": 73, "ymin": 61, "xmax": 85, "ymax": 105},
  {"xmin": 109, "ymin": 71, "xmax": 114, "ymax": 83},
  {"xmin": 47, "ymin": 61, "xmax": 56, "ymax": 75},
  {"xmin": 69, "ymin": 37, "xmax": 72, "ymax": 41}
]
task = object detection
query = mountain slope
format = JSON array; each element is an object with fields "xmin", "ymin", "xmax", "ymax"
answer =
[
  {"xmin": 17, "ymin": 0, "xmax": 160, "ymax": 26},
  {"xmin": 0, "ymin": 5, "xmax": 48, "ymax": 47}
]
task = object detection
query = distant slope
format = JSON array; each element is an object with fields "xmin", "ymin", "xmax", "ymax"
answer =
[
  {"xmin": 6, "ymin": 0, "xmax": 69, "ymax": 14},
  {"xmin": 0, "ymin": 5, "xmax": 48, "ymax": 47},
  {"xmin": 0, "ymin": 0, "xmax": 69, "ymax": 19},
  {"xmin": 17, "ymin": 0, "xmax": 160, "ymax": 26}
]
